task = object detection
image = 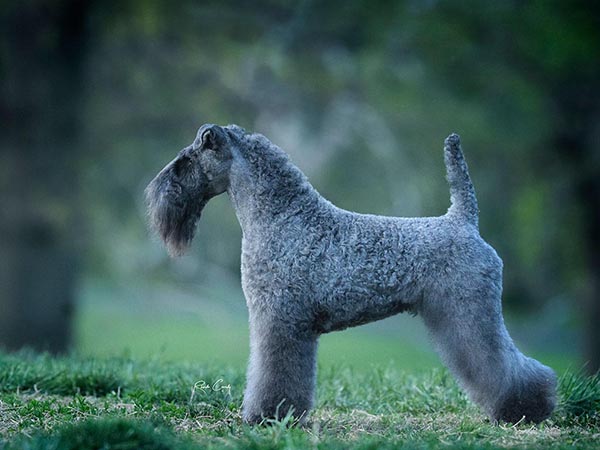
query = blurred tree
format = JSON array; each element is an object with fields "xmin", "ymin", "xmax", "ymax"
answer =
[
  {"xmin": 406, "ymin": 0, "xmax": 600, "ymax": 372},
  {"xmin": 537, "ymin": 4, "xmax": 600, "ymax": 372},
  {"xmin": 0, "ymin": 0, "xmax": 89, "ymax": 352}
]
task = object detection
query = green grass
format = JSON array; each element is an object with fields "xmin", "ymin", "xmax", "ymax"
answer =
[
  {"xmin": 76, "ymin": 308, "xmax": 442, "ymax": 372},
  {"xmin": 1, "ymin": 352, "xmax": 599, "ymax": 449},
  {"xmin": 74, "ymin": 277, "xmax": 578, "ymax": 374},
  {"xmin": 74, "ymin": 277, "xmax": 445, "ymax": 371}
]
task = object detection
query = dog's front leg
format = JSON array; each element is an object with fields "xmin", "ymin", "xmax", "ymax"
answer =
[{"xmin": 242, "ymin": 306, "xmax": 318, "ymax": 425}]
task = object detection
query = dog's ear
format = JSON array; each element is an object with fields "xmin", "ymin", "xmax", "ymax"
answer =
[
  {"xmin": 202, "ymin": 125, "xmax": 228, "ymax": 150},
  {"xmin": 195, "ymin": 124, "xmax": 228, "ymax": 152},
  {"xmin": 201, "ymin": 128, "xmax": 216, "ymax": 149}
]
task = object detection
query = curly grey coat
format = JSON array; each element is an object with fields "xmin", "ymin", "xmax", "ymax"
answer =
[{"xmin": 145, "ymin": 124, "xmax": 557, "ymax": 425}]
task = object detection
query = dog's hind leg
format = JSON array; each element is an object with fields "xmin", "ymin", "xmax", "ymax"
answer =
[{"xmin": 419, "ymin": 264, "xmax": 557, "ymax": 423}]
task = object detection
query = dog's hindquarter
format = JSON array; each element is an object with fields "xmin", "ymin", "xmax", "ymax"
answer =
[{"xmin": 311, "ymin": 212, "xmax": 479, "ymax": 333}]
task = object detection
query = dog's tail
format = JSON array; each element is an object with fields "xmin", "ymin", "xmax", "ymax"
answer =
[{"xmin": 444, "ymin": 133, "xmax": 479, "ymax": 228}]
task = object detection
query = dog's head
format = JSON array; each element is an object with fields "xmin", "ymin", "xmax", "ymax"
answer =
[{"xmin": 145, "ymin": 124, "xmax": 239, "ymax": 256}]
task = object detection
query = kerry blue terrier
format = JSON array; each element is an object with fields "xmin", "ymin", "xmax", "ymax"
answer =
[{"xmin": 145, "ymin": 124, "xmax": 557, "ymax": 425}]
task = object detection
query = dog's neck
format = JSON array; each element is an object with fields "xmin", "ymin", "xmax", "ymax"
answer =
[{"xmin": 227, "ymin": 133, "xmax": 322, "ymax": 233}]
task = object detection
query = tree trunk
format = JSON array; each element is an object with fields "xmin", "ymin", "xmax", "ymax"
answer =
[
  {"xmin": 0, "ymin": 1, "xmax": 88, "ymax": 353},
  {"xmin": 553, "ymin": 79, "xmax": 600, "ymax": 374}
]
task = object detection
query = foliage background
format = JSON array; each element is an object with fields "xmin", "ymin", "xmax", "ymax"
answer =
[{"xmin": 1, "ymin": 0, "xmax": 599, "ymax": 374}]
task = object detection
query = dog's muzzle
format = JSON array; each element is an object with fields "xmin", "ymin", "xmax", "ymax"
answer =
[{"xmin": 145, "ymin": 154, "xmax": 209, "ymax": 256}]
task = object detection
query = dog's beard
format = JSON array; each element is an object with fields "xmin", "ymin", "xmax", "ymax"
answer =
[{"xmin": 145, "ymin": 175, "xmax": 208, "ymax": 257}]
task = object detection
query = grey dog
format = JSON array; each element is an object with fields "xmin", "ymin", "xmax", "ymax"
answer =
[{"xmin": 145, "ymin": 124, "xmax": 557, "ymax": 425}]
